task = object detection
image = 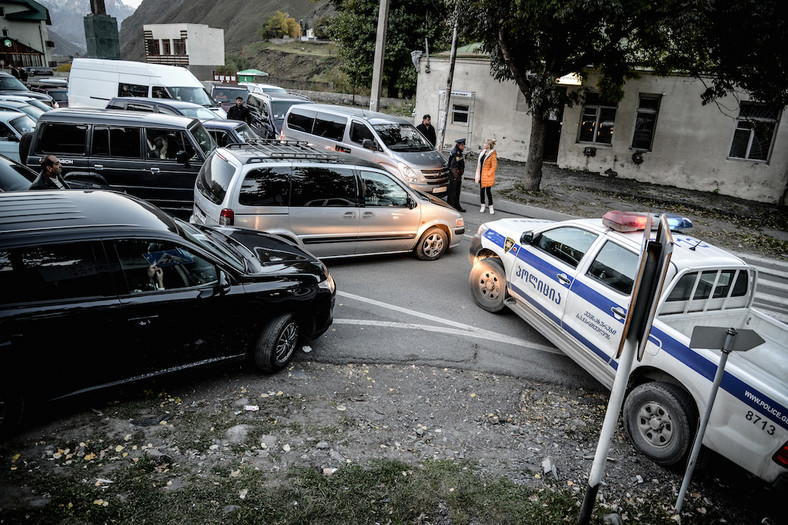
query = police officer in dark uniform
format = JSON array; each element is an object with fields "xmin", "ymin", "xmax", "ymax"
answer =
[{"xmin": 446, "ymin": 138, "xmax": 466, "ymax": 212}]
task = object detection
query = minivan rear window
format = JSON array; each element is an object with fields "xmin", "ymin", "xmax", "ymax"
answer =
[
  {"xmin": 38, "ymin": 123, "xmax": 87, "ymax": 155},
  {"xmin": 313, "ymin": 112, "xmax": 347, "ymax": 142},
  {"xmin": 240, "ymin": 167, "xmax": 291, "ymax": 206},
  {"xmin": 287, "ymin": 108, "xmax": 316, "ymax": 133},
  {"xmin": 196, "ymin": 153, "xmax": 237, "ymax": 204}
]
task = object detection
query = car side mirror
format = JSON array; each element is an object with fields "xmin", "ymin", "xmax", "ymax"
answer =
[
  {"xmin": 407, "ymin": 196, "xmax": 417, "ymax": 209},
  {"xmin": 520, "ymin": 231, "xmax": 534, "ymax": 245},
  {"xmin": 176, "ymin": 150, "xmax": 191, "ymax": 167},
  {"xmin": 219, "ymin": 270, "xmax": 231, "ymax": 294},
  {"xmin": 361, "ymin": 138, "xmax": 377, "ymax": 151}
]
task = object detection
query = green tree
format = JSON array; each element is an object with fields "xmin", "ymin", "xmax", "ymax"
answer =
[
  {"xmin": 260, "ymin": 10, "xmax": 295, "ymax": 39},
  {"xmin": 464, "ymin": 0, "xmax": 684, "ymax": 191},
  {"xmin": 329, "ymin": 0, "xmax": 453, "ymax": 97},
  {"xmin": 313, "ymin": 15, "xmax": 333, "ymax": 40}
]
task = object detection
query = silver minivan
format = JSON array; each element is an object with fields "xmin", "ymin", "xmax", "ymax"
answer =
[
  {"xmin": 191, "ymin": 141, "xmax": 464, "ymax": 261},
  {"xmin": 280, "ymin": 104, "xmax": 450, "ymax": 197}
]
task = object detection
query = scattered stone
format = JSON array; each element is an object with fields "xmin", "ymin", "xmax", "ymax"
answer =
[
  {"xmin": 223, "ymin": 505, "xmax": 241, "ymax": 515},
  {"xmin": 315, "ymin": 441, "xmax": 330, "ymax": 450},
  {"xmin": 225, "ymin": 425, "xmax": 251, "ymax": 445}
]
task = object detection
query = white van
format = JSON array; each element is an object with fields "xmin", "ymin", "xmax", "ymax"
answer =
[{"xmin": 68, "ymin": 58, "xmax": 226, "ymax": 118}]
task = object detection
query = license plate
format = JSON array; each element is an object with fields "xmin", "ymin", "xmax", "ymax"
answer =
[{"xmin": 434, "ymin": 187, "xmax": 447, "ymax": 194}]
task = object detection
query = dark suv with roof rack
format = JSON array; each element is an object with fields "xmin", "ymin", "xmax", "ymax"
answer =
[
  {"xmin": 0, "ymin": 189, "xmax": 335, "ymax": 434},
  {"xmin": 191, "ymin": 140, "xmax": 464, "ymax": 261}
]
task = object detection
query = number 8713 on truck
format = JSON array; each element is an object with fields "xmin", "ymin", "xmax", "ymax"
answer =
[{"xmin": 468, "ymin": 210, "xmax": 788, "ymax": 489}]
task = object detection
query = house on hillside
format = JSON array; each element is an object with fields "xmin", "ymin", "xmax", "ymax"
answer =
[
  {"xmin": 142, "ymin": 24, "xmax": 224, "ymax": 80},
  {"xmin": 0, "ymin": 0, "xmax": 53, "ymax": 68},
  {"xmin": 414, "ymin": 45, "xmax": 788, "ymax": 205}
]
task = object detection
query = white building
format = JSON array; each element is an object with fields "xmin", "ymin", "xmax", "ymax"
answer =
[
  {"xmin": 143, "ymin": 23, "xmax": 224, "ymax": 81},
  {"xmin": 0, "ymin": 0, "xmax": 52, "ymax": 68},
  {"xmin": 414, "ymin": 46, "xmax": 788, "ymax": 205}
]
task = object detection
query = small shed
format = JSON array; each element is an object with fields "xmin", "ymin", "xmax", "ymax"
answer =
[{"xmin": 236, "ymin": 69, "xmax": 269, "ymax": 83}]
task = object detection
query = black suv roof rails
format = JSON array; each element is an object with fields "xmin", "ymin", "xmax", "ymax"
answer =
[{"xmin": 226, "ymin": 139, "xmax": 340, "ymax": 163}]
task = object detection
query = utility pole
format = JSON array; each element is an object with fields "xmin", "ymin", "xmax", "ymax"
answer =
[
  {"xmin": 369, "ymin": 0, "xmax": 390, "ymax": 113},
  {"xmin": 438, "ymin": 2, "xmax": 459, "ymax": 153}
]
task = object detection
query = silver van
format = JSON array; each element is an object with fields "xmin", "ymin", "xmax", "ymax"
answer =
[
  {"xmin": 191, "ymin": 141, "xmax": 464, "ymax": 261},
  {"xmin": 280, "ymin": 104, "xmax": 449, "ymax": 197}
]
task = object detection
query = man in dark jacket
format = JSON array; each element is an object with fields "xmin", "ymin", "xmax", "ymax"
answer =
[
  {"xmin": 416, "ymin": 114, "xmax": 436, "ymax": 147},
  {"xmin": 30, "ymin": 155, "xmax": 69, "ymax": 190},
  {"xmin": 446, "ymin": 138, "xmax": 466, "ymax": 212},
  {"xmin": 227, "ymin": 96, "xmax": 251, "ymax": 124}
]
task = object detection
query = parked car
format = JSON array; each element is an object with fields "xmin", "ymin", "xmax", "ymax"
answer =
[
  {"xmin": 0, "ymin": 189, "xmax": 336, "ymax": 434},
  {"xmin": 246, "ymin": 91, "xmax": 312, "ymax": 138},
  {"xmin": 106, "ymin": 97, "xmax": 221, "ymax": 120},
  {"xmin": 0, "ymin": 99, "xmax": 47, "ymax": 122},
  {"xmin": 0, "ymin": 110, "xmax": 36, "ymax": 162},
  {"xmin": 240, "ymin": 82, "xmax": 288, "ymax": 95},
  {"xmin": 202, "ymin": 119, "xmax": 260, "ymax": 146},
  {"xmin": 30, "ymin": 86, "xmax": 68, "ymax": 108},
  {"xmin": 22, "ymin": 66, "xmax": 54, "ymax": 77},
  {"xmin": 210, "ymin": 84, "xmax": 250, "ymax": 113},
  {"xmin": 0, "ymin": 71, "xmax": 55, "ymax": 107},
  {"xmin": 192, "ymin": 141, "xmax": 464, "ymax": 261},
  {"xmin": 0, "ymin": 153, "xmax": 34, "ymax": 191},
  {"xmin": 25, "ymin": 108, "xmax": 215, "ymax": 216},
  {"xmin": 282, "ymin": 104, "xmax": 450, "ymax": 197},
  {"xmin": 0, "ymin": 94, "xmax": 54, "ymax": 113}
]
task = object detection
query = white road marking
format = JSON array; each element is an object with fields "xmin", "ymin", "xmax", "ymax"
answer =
[{"xmin": 335, "ymin": 291, "xmax": 561, "ymax": 355}]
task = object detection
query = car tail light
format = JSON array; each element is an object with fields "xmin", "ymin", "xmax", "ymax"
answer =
[
  {"xmin": 773, "ymin": 441, "xmax": 788, "ymax": 468},
  {"xmin": 219, "ymin": 208, "xmax": 234, "ymax": 226}
]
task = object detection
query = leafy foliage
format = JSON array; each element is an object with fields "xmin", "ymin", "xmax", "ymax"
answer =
[
  {"xmin": 260, "ymin": 10, "xmax": 302, "ymax": 39},
  {"xmin": 313, "ymin": 15, "xmax": 334, "ymax": 40},
  {"xmin": 328, "ymin": 0, "xmax": 453, "ymax": 97}
]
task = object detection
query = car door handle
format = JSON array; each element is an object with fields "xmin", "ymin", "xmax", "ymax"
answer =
[
  {"xmin": 93, "ymin": 164, "xmax": 103, "ymax": 170},
  {"xmin": 150, "ymin": 167, "xmax": 160, "ymax": 173},
  {"xmin": 611, "ymin": 307, "xmax": 626, "ymax": 319},
  {"xmin": 343, "ymin": 212, "xmax": 356, "ymax": 219},
  {"xmin": 362, "ymin": 212, "xmax": 374, "ymax": 219},
  {"xmin": 128, "ymin": 315, "xmax": 159, "ymax": 326},
  {"xmin": 557, "ymin": 273, "xmax": 571, "ymax": 285}
]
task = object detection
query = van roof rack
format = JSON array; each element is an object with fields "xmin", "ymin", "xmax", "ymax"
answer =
[{"xmin": 225, "ymin": 139, "xmax": 340, "ymax": 163}]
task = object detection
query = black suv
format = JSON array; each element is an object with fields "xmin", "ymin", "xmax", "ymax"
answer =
[{"xmin": 0, "ymin": 190, "xmax": 335, "ymax": 434}]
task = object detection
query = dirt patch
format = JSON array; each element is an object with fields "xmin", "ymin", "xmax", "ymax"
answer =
[{"xmin": 0, "ymin": 362, "xmax": 781, "ymax": 523}]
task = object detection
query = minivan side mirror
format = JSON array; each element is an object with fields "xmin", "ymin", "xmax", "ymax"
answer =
[
  {"xmin": 520, "ymin": 231, "xmax": 534, "ymax": 245},
  {"xmin": 176, "ymin": 150, "xmax": 190, "ymax": 167},
  {"xmin": 361, "ymin": 138, "xmax": 378, "ymax": 151},
  {"xmin": 407, "ymin": 196, "xmax": 417, "ymax": 209}
]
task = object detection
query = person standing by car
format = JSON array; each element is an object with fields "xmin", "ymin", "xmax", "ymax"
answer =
[
  {"xmin": 475, "ymin": 138, "xmax": 497, "ymax": 214},
  {"xmin": 227, "ymin": 96, "xmax": 251, "ymax": 125},
  {"xmin": 416, "ymin": 114, "xmax": 436, "ymax": 147},
  {"xmin": 30, "ymin": 155, "xmax": 69, "ymax": 190},
  {"xmin": 446, "ymin": 138, "xmax": 466, "ymax": 212}
]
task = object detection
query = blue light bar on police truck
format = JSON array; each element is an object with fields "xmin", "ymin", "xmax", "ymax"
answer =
[{"xmin": 602, "ymin": 211, "xmax": 693, "ymax": 233}]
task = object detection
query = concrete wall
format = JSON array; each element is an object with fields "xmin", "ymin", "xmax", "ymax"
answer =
[
  {"xmin": 143, "ymin": 24, "xmax": 224, "ymax": 66},
  {"xmin": 414, "ymin": 54, "xmax": 788, "ymax": 204}
]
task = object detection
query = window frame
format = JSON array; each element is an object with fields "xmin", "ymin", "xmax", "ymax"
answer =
[
  {"xmin": 728, "ymin": 102, "xmax": 779, "ymax": 162},
  {"xmin": 533, "ymin": 226, "xmax": 599, "ymax": 269},
  {"xmin": 630, "ymin": 93, "xmax": 662, "ymax": 151},
  {"xmin": 577, "ymin": 94, "xmax": 617, "ymax": 146}
]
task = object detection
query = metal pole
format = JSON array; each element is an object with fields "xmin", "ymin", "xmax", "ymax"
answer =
[
  {"xmin": 438, "ymin": 2, "xmax": 459, "ymax": 153},
  {"xmin": 369, "ymin": 0, "xmax": 390, "ymax": 112},
  {"xmin": 578, "ymin": 337, "xmax": 638, "ymax": 524},
  {"xmin": 675, "ymin": 328, "xmax": 736, "ymax": 513}
]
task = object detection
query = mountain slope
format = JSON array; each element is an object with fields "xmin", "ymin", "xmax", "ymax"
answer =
[{"xmin": 119, "ymin": 0, "xmax": 328, "ymax": 61}]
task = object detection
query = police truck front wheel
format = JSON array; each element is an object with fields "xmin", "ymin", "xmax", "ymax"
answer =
[
  {"xmin": 470, "ymin": 258, "xmax": 507, "ymax": 313},
  {"xmin": 254, "ymin": 313, "xmax": 300, "ymax": 373},
  {"xmin": 623, "ymin": 382, "xmax": 696, "ymax": 467}
]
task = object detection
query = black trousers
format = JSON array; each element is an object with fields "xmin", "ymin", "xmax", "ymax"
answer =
[
  {"xmin": 480, "ymin": 186, "xmax": 493, "ymax": 205},
  {"xmin": 447, "ymin": 169, "xmax": 463, "ymax": 209}
]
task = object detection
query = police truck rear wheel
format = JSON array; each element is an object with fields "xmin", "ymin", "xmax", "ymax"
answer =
[
  {"xmin": 470, "ymin": 258, "xmax": 507, "ymax": 313},
  {"xmin": 623, "ymin": 382, "xmax": 696, "ymax": 467}
]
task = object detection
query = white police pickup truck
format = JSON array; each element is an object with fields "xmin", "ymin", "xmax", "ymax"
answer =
[{"xmin": 468, "ymin": 210, "xmax": 788, "ymax": 487}]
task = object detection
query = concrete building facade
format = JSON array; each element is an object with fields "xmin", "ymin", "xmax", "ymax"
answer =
[
  {"xmin": 414, "ymin": 49, "xmax": 788, "ymax": 205},
  {"xmin": 142, "ymin": 24, "xmax": 224, "ymax": 81},
  {"xmin": 0, "ymin": 0, "xmax": 52, "ymax": 68}
]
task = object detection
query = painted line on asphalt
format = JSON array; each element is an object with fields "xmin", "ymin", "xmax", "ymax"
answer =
[{"xmin": 335, "ymin": 291, "xmax": 561, "ymax": 355}]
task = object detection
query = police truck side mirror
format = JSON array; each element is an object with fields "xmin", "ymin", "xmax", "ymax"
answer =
[{"xmin": 520, "ymin": 231, "xmax": 534, "ymax": 245}]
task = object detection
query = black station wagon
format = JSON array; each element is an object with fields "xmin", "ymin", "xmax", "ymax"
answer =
[{"xmin": 0, "ymin": 190, "xmax": 335, "ymax": 433}]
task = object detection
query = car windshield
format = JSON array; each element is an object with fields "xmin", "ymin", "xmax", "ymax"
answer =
[
  {"xmin": 47, "ymin": 90, "xmax": 68, "ymax": 103},
  {"xmin": 234, "ymin": 122, "xmax": 259, "ymax": 142},
  {"xmin": 24, "ymin": 98, "xmax": 52, "ymax": 111},
  {"xmin": 271, "ymin": 100, "xmax": 310, "ymax": 120},
  {"xmin": 212, "ymin": 87, "xmax": 248, "ymax": 103},
  {"xmin": 174, "ymin": 218, "xmax": 247, "ymax": 273},
  {"xmin": 0, "ymin": 159, "xmax": 32, "ymax": 191},
  {"xmin": 10, "ymin": 114, "xmax": 35, "ymax": 134},
  {"xmin": 371, "ymin": 123, "xmax": 434, "ymax": 152},
  {"xmin": 190, "ymin": 122, "xmax": 215, "ymax": 156},
  {"xmin": 164, "ymin": 86, "xmax": 217, "ymax": 108},
  {"xmin": 180, "ymin": 106, "xmax": 220, "ymax": 120},
  {"xmin": 0, "ymin": 76, "xmax": 28, "ymax": 91},
  {"xmin": 12, "ymin": 104, "xmax": 44, "ymax": 120}
]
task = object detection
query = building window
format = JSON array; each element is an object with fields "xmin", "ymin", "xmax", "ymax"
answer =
[
  {"xmin": 729, "ymin": 102, "xmax": 779, "ymax": 162},
  {"xmin": 173, "ymin": 39, "xmax": 186, "ymax": 55},
  {"xmin": 631, "ymin": 94, "xmax": 661, "ymax": 151},
  {"xmin": 162, "ymin": 39, "xmax": 171, "ymax": 55},
  {"xmin": 452, "ymin": 104, "xmax": 469, "ymax": 124},
  {"xmin": 578, "ymin": 93, "xmax": 616, "ymax": 145},
  {"xmin": 145, "ymin": 39, "xmax": 159, "ymax": 56}
]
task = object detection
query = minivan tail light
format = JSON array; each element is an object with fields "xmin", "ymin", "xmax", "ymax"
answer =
[
  {"xmin": 773, "ymin": 441, "xmax": 788, "ymax": 467},
  {"xmin": 219, "ymin": 208, "xmax": 234, "ymax": 226}
]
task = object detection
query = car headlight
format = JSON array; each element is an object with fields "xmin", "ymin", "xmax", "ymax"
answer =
[
  {"xmin": 477, "ymin": 224, "xmax": 489, "ymax": 236},
  {"xmin": 318, "ymin": 271, "xmax": 336, "ymax": 294},
  {"xmin": 396, "ymin": 162, "xmax": 420, "ymax": 183}
]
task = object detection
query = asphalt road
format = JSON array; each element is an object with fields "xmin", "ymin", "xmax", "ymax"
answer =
[{"xmin": 311, "ymin": 205, "xmax": 602, "ymax": 391}]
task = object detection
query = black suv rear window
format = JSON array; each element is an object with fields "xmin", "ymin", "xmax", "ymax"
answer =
[
  {"xmin": 38, "ymin": 123, "xmax": 87, "ymax": 155},
  {"xmin": 196, "ymin": 153, "xmax": 237, "ymax": 204}
]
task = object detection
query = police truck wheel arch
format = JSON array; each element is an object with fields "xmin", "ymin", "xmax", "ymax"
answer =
[{"xmin": 623, "ymin": 382, "xmax": 697, "ymax": 467}]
